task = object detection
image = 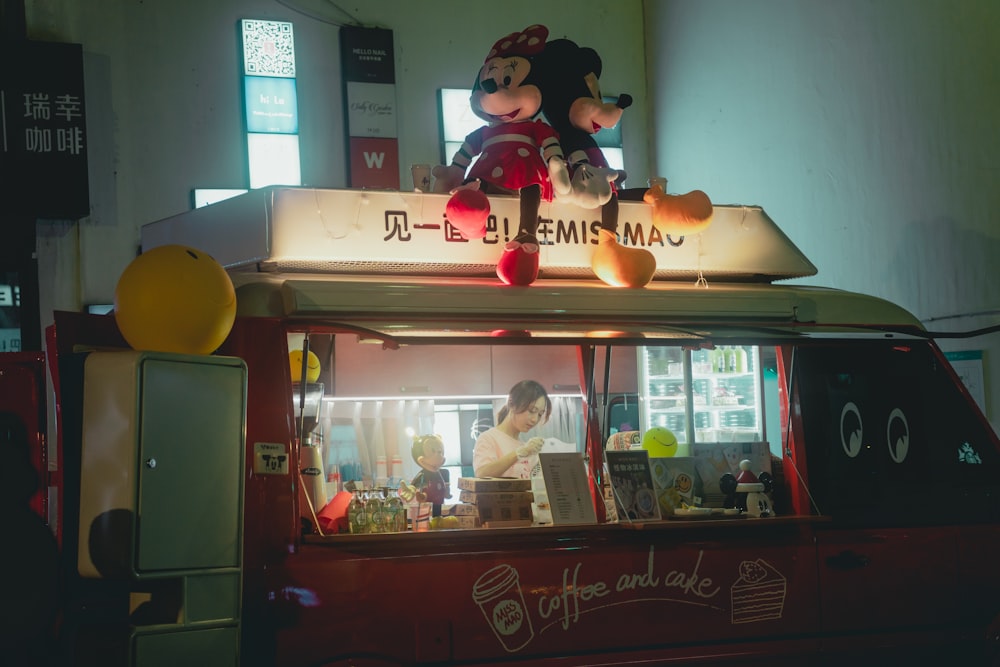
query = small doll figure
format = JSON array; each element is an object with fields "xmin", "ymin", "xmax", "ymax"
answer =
[
  {"xmin": 410, "ymin": 434, "xmax": 452, "ymax": 517},
  {"xmin": 720, "ymin": 459, "xmax": 774, "ymax": 517}
]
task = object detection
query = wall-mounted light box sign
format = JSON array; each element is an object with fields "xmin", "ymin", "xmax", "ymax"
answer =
[
  {"xmin": 241, "ymin": 19, "xmax": 296, "ymax": 78},
  {"xmin": 248, "ymin": 133, "xmax": 301, "ymax": 189},
  {"xmin": 0, "ymin": 273, "xmax": 21, "ymax": 352},
  {"xmin": 240, "ymin": 18, "xmax": 300, "ymax": 190},
  {"xmin": 341, "ymin": 26, "xmax": 399, "ymax": 189},
  {"xmin": 244, "ymin": 76, "xmax": 298, "ymax": 134},
  {"xmin": 436, "ymin": 90, "xmax": 624, "ymax": 171},
  {"xmin": 0, "ymin": 40, "xmax": 89, "ymax": 219},
  {"xmin": 438, "ymin": 88, "xmax": 482, "ymax": 165}
]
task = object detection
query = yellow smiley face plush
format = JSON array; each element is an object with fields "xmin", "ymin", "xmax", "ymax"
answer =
[
  {"xmin": 289, "ymin": 349, "xmax": 321, "ymax": 383},
  {"xmin": 114, "ymin": 244, "xmax": 236, "ymax": 355},
  {"xmin": 641, "ymin": 427, "xmax": 678, "ymax": 458}
]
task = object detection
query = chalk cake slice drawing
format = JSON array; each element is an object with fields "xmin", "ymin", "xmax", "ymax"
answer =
[
  {"xmin": 730, "ymin": 558, "xmax": 787, "ymax": 624},
  {"xmin": 473, "ymin": 564, "xmax": 535, "ymax": 652}
]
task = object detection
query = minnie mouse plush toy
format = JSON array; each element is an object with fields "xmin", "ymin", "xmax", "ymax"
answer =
[{"xmin": 433, "ymin": 25, "xmax": 571, "ymax": 286}]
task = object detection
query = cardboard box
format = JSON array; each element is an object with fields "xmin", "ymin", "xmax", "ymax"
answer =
[
  {"xmin": 450, "ymin": 515, "xmax": 481, "ymax": 529},
  {"xmin": 649, "ymin": 456, "xmax": 702, "ymax": 515},
  {"xmin": 458, "ymin": 490, "xmax": 534, "ymax": 523},
  {"xmin": 479, "ymin": 504, "xmax": 533, "ymax": 523},
  {"xmin": 457, "ymin": 477, "xmax": 533, "ymax": 493},
  {"xmin": 441, "ymin": 502, "xmax": 480, "ymax": 516},
  {"xmin": 458, "ymin": 490, "xmax": 534, "ymax": 505}
]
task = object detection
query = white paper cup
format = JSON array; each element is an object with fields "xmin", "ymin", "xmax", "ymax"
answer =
[
  {"xmin": 473, "ymin": 564, "xmax": 534, "ymax": 652},
  {"xmin": 648, "ymin": 176, "xmax": 667, "ymax": 191},
  {"xmin": 410, "ymin": 164, "xmax": 432, "ymax": 192}
]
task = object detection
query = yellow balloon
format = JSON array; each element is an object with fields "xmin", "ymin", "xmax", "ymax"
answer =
[
  {"xmin": 289, "ymin": 349, "xmax": 321, "ymax": 383},
  {"xmin": 114, "ymin": 245, "xmax": 236, "ymax": 355},
  {"xmin": 642, "ymin": 427, "xmax": 678, "ymax": 458}
]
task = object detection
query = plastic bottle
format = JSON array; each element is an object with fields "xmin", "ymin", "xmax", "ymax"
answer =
[
  {"xmin": 389, "ymin": 454, "xmax": 404, "ymax": 485},
  {"xmin": 348, "ymin": 490, "xmax": 367, "ymax": 534},
  {"xmin": 375, "ymin": 455, "xmax": 388, "ymax": 488},
  {"xmin": 712, "ymin": 347, "xmax": 725, "ymax": 374},
  {"xmin": 325, "ymin": 464, "xmax": 341, "ymax": 499},
  {"xmin": 735, "ymin": 346, "xmax": 748, "ymax": 374},
  {"xmin": 385, "ymin": 489, "xmax": 405, "ymax": 532},
  {"xmin": 724, "ymin": 346, "xmax": 735, "ymax": 373},
  {"xmin": 366, "ymin": 488, "xmax": 385, "ymax": 533}
]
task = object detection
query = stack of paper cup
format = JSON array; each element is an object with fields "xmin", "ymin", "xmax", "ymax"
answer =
[
  {"xmin": 326, "ymin": 464, "xmax": 341, "ymax": 498},
  {"xmin": 376, "ymin": 455, "xmax": 388, "ymax": 488}
]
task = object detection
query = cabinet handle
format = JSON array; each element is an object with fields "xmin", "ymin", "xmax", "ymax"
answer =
[
  {"xmin": 145, "ymin": 458, "xmax": 157, "ymax": 469},
  {"xmin": 825, "ymin": 549, "xmax": 869, "ymax": 570}
]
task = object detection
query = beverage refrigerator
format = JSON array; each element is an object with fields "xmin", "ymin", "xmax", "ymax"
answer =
[{"xmin": 638, "ymin": 345, "xmax": 765, "ymax": 454}]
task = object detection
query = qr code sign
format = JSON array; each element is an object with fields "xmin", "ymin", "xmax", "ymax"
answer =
[{"xmin": 242, "ymin": 19, "xmax": 296, "ymax": 78}]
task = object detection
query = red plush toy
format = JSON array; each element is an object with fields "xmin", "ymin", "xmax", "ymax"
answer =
[
  {"xmin": 433, "ymin": 24, "xmax": 571, "ymax": 286},
  {"xmin": 533, "ymin": 37, "xmax": 658, "ymax": 288}
]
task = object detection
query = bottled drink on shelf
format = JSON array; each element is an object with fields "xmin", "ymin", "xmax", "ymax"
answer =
[
  {"xmin": 348, "ymin": 490, "xmax": 367, "ymax": 534},
  {"xmin": 384, "ymin": 489, "xmax": 405, "ymax": 532},
  {"xmin": 367, "ymin": 488, "xmax": 385, "ymax": 533},
  {"xmin": 735, "ymin": 346, "xmax": 748, "ymax": 373},
  {"xmin": 712, "ymin": 347, "xmax": 726, "ymax": 373}
]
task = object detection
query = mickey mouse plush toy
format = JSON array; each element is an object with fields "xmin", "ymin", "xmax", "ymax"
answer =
[
  {"xmin": 534, "ymin": 37, "xmax": 657, "ymax": 288},
  {"xmin": 433, "ymin": 25, "xmax": 571, "ymax": 286}
]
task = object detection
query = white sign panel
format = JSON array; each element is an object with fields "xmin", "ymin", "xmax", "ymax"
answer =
[{"xmin": 346, "ymin": 81, "xmax": 398, "ymax": 138}]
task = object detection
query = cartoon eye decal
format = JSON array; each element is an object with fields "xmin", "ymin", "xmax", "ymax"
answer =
[
  {"xmin": 886, "ymin": 407, "xmax": 909, "ymax": 463},
  {"xmin": 840, "ymin": 401, "xmax": 863, "ymax": 458}
]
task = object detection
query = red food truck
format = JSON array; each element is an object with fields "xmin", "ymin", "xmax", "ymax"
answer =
[{"xmin": 15, "ymin": 187, "xmax": 1000, "ymax": 666}]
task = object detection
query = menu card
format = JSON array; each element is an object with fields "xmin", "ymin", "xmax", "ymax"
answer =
[
  {"xmin": 538, "ymin": 452, "xmax": 598, "ymax": 525},
  {"xmin": 605, "ymin": 450, "xmax": 662, "ymax": 522}
]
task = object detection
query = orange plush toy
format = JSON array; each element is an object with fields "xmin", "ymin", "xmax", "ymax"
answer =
[
  {"xmin": 433, "ymin": 25, "xmax": 571, "ymax": 286},
  {"xmin": 644, "ymin": 184, "xmax": 714, "ymax": 237}
]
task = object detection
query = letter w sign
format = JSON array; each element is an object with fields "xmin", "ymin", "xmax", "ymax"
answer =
[{"xmin": 349, "ymin": 137, "xmax": 399, "ymax": 189}]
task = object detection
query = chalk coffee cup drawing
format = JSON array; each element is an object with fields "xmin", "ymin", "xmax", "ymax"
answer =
[
  {"xmin": 410, "ymin": 163, "xmax": 432, "ymax": 192},
  {"xmin": 472, "ymin": 563, "xmax": 534, "ymax": 652}
]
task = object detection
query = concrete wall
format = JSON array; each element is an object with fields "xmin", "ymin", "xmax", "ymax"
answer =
[
  {"xmin": 24, "ymin": 0, "xmax": 648, "ymax": 316},
  {"xmin": 646, "ymin": 0, "xmax": 1000, "ymax": 427}
]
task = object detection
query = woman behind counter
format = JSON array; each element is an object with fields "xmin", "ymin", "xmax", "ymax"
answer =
[{"xmin": 473, "ymin": 380, "xmax": 552, "ymax": 479}]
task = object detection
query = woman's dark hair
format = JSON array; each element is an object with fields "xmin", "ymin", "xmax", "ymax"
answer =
[{"xmin": 497, "ymin": 380, "xmax": 551, "ymax": 425}]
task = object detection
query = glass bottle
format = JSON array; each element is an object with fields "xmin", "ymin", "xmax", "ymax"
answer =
[
  {"xmin": 348, "ymin": 490, "xmax": 368, "ymax": 534},
  {"xmin": 366, "ymin": 488, "xmax": 385, "ymax": 534},
  {"xmin": 385, "ymin": 488, "xmax": 405, "ymax": 533},
  {"xmin": 724, "ymin": 346, "xmax": 736, "ymax": 373}
]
